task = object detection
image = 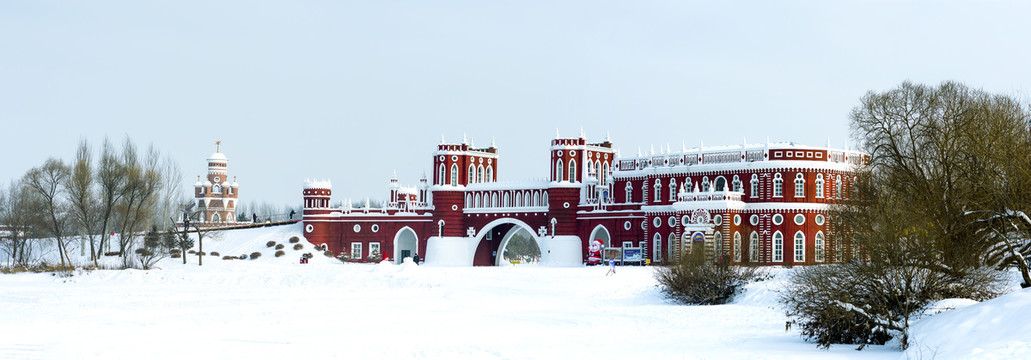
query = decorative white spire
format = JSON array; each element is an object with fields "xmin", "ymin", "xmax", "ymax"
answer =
[
  {"xmin": 556, "ymin": 128, "xmax": 561, "ymax": 138},
  {"xmin": 700, "ymin": 140, "xmax": 704, "ymax": 151},
  {"xmin": 462, "ymin": 133, "xmax": 468, "ymax": 144},
  {"xmin": 682, "ymin": 142, "xmax": 687, "ymax": 153},
  {"xmin": 637, "ymin": 147, "xmax": 642, "ymax": 157},
  {"xmin": 606, "ymin": 131, "xmax": 611, "ymax": 142},
  {"xmin": 650, "ymin": 144, "xmax": 655, "ymax": 155},
  {"xmin": 491, "ymin": 137, "xmax": 496, "ymax": 147},
  {"xmin": 471, "ymin": 137, "xmax": 475, "ymax": 147},
  {"xmin": 579, "ymin": 127, "xmax": 585, "ymax": 139},
  {"xmin": 441, "ymin": 134, "xmax": 445, "ymax": 144},
  {"xmin": 666, "ymin": 143, "xmax": 671, "ymax": 154}
]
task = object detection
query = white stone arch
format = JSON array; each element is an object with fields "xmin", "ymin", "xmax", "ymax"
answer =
[
  {"xmin": 393, "ymin": 226, "xmax": 419, "ymax": 264},
  {"xmin": 472, "ymin": 218, "xmax": 543, "ymax": 266},
  {"xmin": 588, "ymin": 224, "xmax": 612, "ymax": 248}
]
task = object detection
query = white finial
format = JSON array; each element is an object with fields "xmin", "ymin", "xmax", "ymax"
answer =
[
  {"xmin": 766, "ymin": 136, "xmax": 770, "ymax": 146},
  {"xmin": 666, "ymin": 143, "xmax": 671, "ymax": 154},
  {"xmin": 462, "ymin": 133, "xmax": 467, "ymax": 144},
  {"xmin": 659, "ymin": 145, "xmax": 664, "ymax": 155},
  {"xmin": 392, "ymin": 170, "xmax": 398, "ymax": 179},
  {"xmin": 700, "ymin": 140, "xmax": 704, "ymax": 151},
  {"xmin": 441, "ymin": 134, "xmax": 446, "ymax": 144},
  {"xmin": 491, "ymin": 137, "xmax": 496, "ymax": 147},
  {"xmin": 682, "ymin": 142, "xmax": 687, "ymax": 153},
  {"xmin": 580, "ymin": 127, "xmax": 585, "ymax": 139},
  {"xmin": 743, "ymin": 137, "xmax": 748, "ymax": 149},
  {"xmin": 471, "ymin": 137, "xmax": 475, "ymax": 147},
  {"xmin": 556, "ymin": 128, "xmax": 561, "ymax": 138},
  {"xmin": 637, "ymin": 147, "xmax": 642, "ymax": 157},
  {"xmin": 606, "ymin": 131, "xmax": 611, "ymax": 142},
  {"xmin": 693, "ymin": 183, "xmax": 699, "ymax": 193},
  {"xmin": 826, "ymin": 137, "xmax": 831, "ymax": 149}
]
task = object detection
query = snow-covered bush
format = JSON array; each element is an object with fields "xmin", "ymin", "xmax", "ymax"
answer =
[
  {"xmin": 781, "ymin": 261, "xmax": 1007, "ymax": 350},
  {"xmin": 266, "ymin": 241, "xmax": 276, "ymax": 248},
  {"xmin": 274, "ymin": 250, "xmax": 285, "ymax": 257},
  {"xmin": 323, "ymin": 250, "xmax": 334, "ymax": 257},
  {"xmin": 289, "ymin": 236, "xmax": 300, "ymax": 244},
  {"xmin": 211, "ymin": 251, "xmax": 220, "ymax": 257},
  {"xmin": 336, "ymin": 251, "xmax": 352, "ymax": 262},
  {"xmin": 275, "ymin": 244, "xmax": 284, "ymax": 250},
  {"xmin": 249, "ymin": 252, "xmax": 261, "ymax": 260},
  {"xmin": 293, "ymin": 244, "xmax": 303, "ymax": 250},
  {"xmin": 237, "ymin": 254, "xmax": 246, "ymax": 260},
  {"xmin": 367, "ymin": 249, "xmax": 382, "ymax": 262},
  {"xmin": 654, "ymin": 251, "xmax": 759, "ymax": 305}
]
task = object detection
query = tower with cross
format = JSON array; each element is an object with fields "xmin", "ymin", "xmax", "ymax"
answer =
[{"xmin": 194, "ymin": 140, "xmax": 239, "ymax": 225}]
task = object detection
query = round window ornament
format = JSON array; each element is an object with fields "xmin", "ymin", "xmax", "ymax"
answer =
[
  {"xmin": 305, "ymin": 224, "xmax": 314, "ymax": 233},
  {"xmin": 668, "ymin": 216, "xmax": 677, "ymax": 227},
  {"xmin": 451, "ymin": 155, "xmax": 458, "ymax": 162},
  {"xmin": 439, "ymin": 155, "xmax": 445, "ymax": 161},
  {"xmin": 714, "ymin": 215, "xmax": 723, "ymax": 226},
  {"xmin": 815, "ymin": 214, "xmax": 825, "ymax": 225},
  {"xmin": 451, "ymin": 205, "xmax": 458, "ymax": 211},
  {"xmin": 750, "ymin": 215, "xmax": 759, "ymax": 225},
  {"xmin": 569, "ymin": 150, "xmax": 576, "ymax": 156},
  {"xmin": 653, "ymin": 217, "xmax": 662, "ymax": 228},
  {"xmin": 557, "ymin": 150, "xmax": 563, "ymax": 156},
  {"xmin": 624, "ymin": 221, "xmax": 632, "ymax": 230},
  {"xmin": 734, "ymin": 215, "xmax": 741, "ymax": 226},
  {"xmin": 794, "ymin": 214, "xmax": 805, "ymax": 225},
  {"xmin": 213, "ymin": 176, "xmax": 220, "ymax": 183},
  {"xmin": 371, "ymin": 224, "xmax": 380, "ymax": 233},
  {"xmin": 682, "ymin": 215, "xmax": 690, "ymax": 225},
  {"xmin": 772, "ymin": 214, "xmax": 784, "ymax": 225},
  {"xmin": 563, "ymin": 202, "xmax": 570, "ymax": 208},
  {"xmin": 641, "ymin": 220, "xmax": 648, "ymax": 230},
  {"xmin": 353, "ymin": 224, "xmax": 361, "ymax": 233}
]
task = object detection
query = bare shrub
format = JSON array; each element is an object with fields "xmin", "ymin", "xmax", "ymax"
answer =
[
  {"xmin": 324, "ymin": 250, "xmax": 334, "ymax": 257},
  {"xmin": 249, "ymin": 252, "xmax": 261, "ymax": 259},
  {"xmin": 187, "ymin": 250, "xmax": 196, "ymax": 254},
  {"xmin": 170, "ymin": 253, "xmax": 181, "ymax": 259},
  {"xmin": 275, "ymin": 244, "xmax": 285, "ymax": 250},
  {"xmin": 210, "ymin": 251, "xmax": 220, "ymax": 257},
  {"xmin": 782, "ymin": 262, "xmax": 1007, "ymax": 349},
  {"xmin": 275, "ymin": 250, "xmax": 285, "ymax": 257},
  {"xmin": 654, "ymin": 250, "xmax": 758, "ymax": 305},
  {"xmin": 266, "ymin": 241, "xmax": 276, "ymax": 248},
  {"xmin": 293, "ymin": 244, "xmax": 303, "ymax": 250},
  {"xmin": 289, "ymin": 236, "xmax": 300, "ymax": 244},
  {"xmin": 238, "ymin": 254, "xmax": 246, "ymax": 260},
  {"xmin": 222, "ymin": 255, "xmax": 235, "ymax": 260}
]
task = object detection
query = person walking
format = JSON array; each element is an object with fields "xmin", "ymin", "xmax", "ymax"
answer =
[{"xmin": 605, "ymin": 259, "xmax": 616, "ymax": 276}]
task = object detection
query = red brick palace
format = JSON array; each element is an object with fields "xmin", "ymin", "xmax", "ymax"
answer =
[{"xmin": 302, "ymin": 134, "xmax": 867, "ymax": 266}]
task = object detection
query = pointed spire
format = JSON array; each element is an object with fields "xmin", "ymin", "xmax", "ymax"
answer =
[
  {"xmin": 471, "ymin": 137, "xmax": 475, "ymax": 147},
  {"xmin": 462, "ymin": 133, "xmax": 468, "ymax": 144},
  {"xmin": 693, "ymin": 183, "xmax": 700, "ymax": 193},
  {"xmin": 743, "ymin": 137, "xmax": 748, "ymax": 149},
  {"xmin": 579, "ymin": 127, "xmax": 585, "ymax": 139},
  {"xmin": 606, "ymin": 131, "xmax": 611, "ymax": 142},
  {"xmin": 650, "ymin": 144, "xmax": 655, "ymax": 155},
  {"xmin": 700, "ymin": 140, "xmax": 704, "ymax": 151},
  {"xmin": 491, "ymin": 137, "xmax": 496, "ymax": 147},
  {"xmin": 215, "ymin": 140, "xmax": 221, "ymax": 153},
  {"xmin": 826, "ymin": 137, "xmax": 831, "ymax": 149},
  {"xmin": 666, "ymin": 143, "xmax": 671, "ymax": 154},
  {"xmin": 682, "ymin": 141, "xmax": 687, "ymax": 153},
  {"xmin": 637, "ymin": 147, "xmax": 642, "ymax": 157},
  {"xmin": 556, "ymin": 128, "xmax": 561, "ymax": 138},
  {"xmin": 441, "ymin": 134, "xmax": 446, "ymax": 144}
]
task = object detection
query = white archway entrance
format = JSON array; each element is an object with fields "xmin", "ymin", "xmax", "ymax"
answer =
[
  {"xmin": 588, "ymin": 225, "xmax": 611, "ymax": 248},
  {"xmin": 495, "ymin": 227, "xmax": 540, "ymax": 266},
  {"xmin": 393, "ymin": 227, "xmax": 418, "ymax": 264}
]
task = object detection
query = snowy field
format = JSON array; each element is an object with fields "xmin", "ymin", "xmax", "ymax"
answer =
[{"xmin": 0, "ymin": 224, "xmax": 1026, "ymax": 359}]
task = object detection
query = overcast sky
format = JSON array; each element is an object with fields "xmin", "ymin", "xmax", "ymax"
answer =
[{"xmin": 2, "ymin": 1, "xmax": 1030, "ymax": 207}]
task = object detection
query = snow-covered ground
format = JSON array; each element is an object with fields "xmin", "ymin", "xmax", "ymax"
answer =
[{"xmin": 0, "ymin": 223, "xmax": 1024, "ymax": 359}]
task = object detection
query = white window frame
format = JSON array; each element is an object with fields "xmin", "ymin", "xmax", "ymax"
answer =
[
  {"xmin": 351, "ymin": 242, "xmax": 363, "ymax": 260},
  {"xmin": 450, "ymin": 164, "xmax": 458, "ymax": 186},
  {"xmin": 468, "ymin": 164, "xmax": 476, "ymax": 184},
  {"xmin": 369, "ymin": 242, "xmax": 381, "ymax": 258},
  {"xmin": 794, "ymin": 231, "xmax": 805, "ymax": 262},
  {"xmin": 732, "ymin": 175, "xmax": 742, "ymax": 193},
  {"xmin": 733, "ymin": 232, "xmax": 742, "ymax": 262},
  {"xmin": 815, "ymin": 174, "xmax": 824, "ymax": 198},
  {"xmin": 438, "ymin": 164, "xmax": 445, "ymax": 185},
  {"xmin": 669, "ymin": 178, "xmax": 677, "ymax": 201},
  {"xmin": 773, "ymin": 173, "xmax": 783, "ymax": 197},
  {"xmin": 569, "ymin": 159, "xmax": 577, "ymax": 183},
  {"xmin": 750, "ymin": 174, "xmax": 759, "ymax": 198},
  {"xmin": 702, "ymin": 176, "xmax": 710, "ymax": 192},
  {"xmin": 654, "ymin": 233, "xmax": 663, "ymax": 262},
  {"xmin": 772, "ymin": 231, "xmax": 783, "ymax": 262},
  {"xmin": 815, "ymin": 231, "xmax": 825, "ymax": 263},
  {"xmin": 714, "ymin": 232, "xmax": 723, "ymax": 258},
  {"xmin": 794, "ymin": 173, "xmax": 805, "ymax": 198},
  {"xmin": 556, "ymin": 159, "xmax": 564, "ymax": 182},
  {"xmin": 625, "ymin": 181, "xmax": 633, "ymax": 203},
  {"xmin": 749, "ymin": 232, "xmax": 759, "ymax": 262},
  {"xmin": 485, "ymin": 166, "xmax": 493, "ymax": 182}
]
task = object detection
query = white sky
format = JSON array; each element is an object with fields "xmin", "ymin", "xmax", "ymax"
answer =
[{"xmin": 2, "ymin": 1, "xmax": 1030, "ymax": 206}]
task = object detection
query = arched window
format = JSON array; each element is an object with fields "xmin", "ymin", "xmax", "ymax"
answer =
[
  {"xmin": 212, "ymin": 213, "xmax": 221, "ymax": 223},
  {"xmin": 715, "ymin": 176, "xmax": 727, "ymax": 191},
  {"xmin": 794, "ymin": 231, "xmax": 805, "ymax": 262},
  {"xmin": 212, "ymin": 185, "xmax": 222, "ymax": 194},
  {"xmin": 465, "ymin": 194, "xmax": 472, "ymax": 208},
  {"xmin": 702, "ymin": 176, "xmax": 710, "ymax": 192},
  {"xmin": 750, "ymin": 174, "xmax": 759, "ymax": 198},
  {"xmin": 794, "ymin": 173, "xmax": 805, "ymax": 197},
  {"xmin": 491, "ymin": 192, "xmax": 498, "ymax": 208},
  {"xmin": 773, "ymin": 231, "xmax": 784, "ymax": 262},
  {"xmin": 569, "ymin": 160, "xmax": 577, "ymax": 183},
  {"xmin": 653, "ymin": 179, "xmax": 662, "ymax": 203},
  {"xmin": 533, "ymin": 191, "xmax": 540, "ymax": 207},
  {"xmin": 836, "ymin": 175, "xmax": 842, "ymax": 198},
  {"xmin": 477, "ymin": 165, "xmax": 485, "ymax": 183},
  {"xmin": 587, "ymin": 161, "xmax": 594, "ymax": 177},
  {"xmin": 524, "ymin": 191, "xmax": 531, "ymax": 207},
  {"xmin": 542, "ymin": 191, "xmax": 549, "ymax": 206},
  {"xmin": 685, "ymin": 177, "xmax": 693, "ymax": 192},
  {"xmin": 486, "ymin": 166, "xmax": 493, "ymax": 182},
  {"xmin": 556, "ymin": 159, "xmax": 564, "ymax": 182},
  {"xmin": 598, "ymin": 161, "xmax": 605, "ymax": 183},
  {"xmin": 732, "ymin": 175, "xmax": 742, "ymax": 193},
  {"xmin": 438, "ymin": 164, "xmax": 446, "ymax": 185},
  {"xmin": 450, "ymin": 164, "xmax": 458, "ymax": 186},
  {"xmin": 714, "ymin": 232, "xmax": 723, "ymax": 258},
  {"xmin": 468, "ymin": 165, "xmax": 476, "ymax": 184},
  {"xmin": 733, "ymin": 232, "xmax": 742, "ymax": 262},
  {"xmin": 815, "ymin": 174, "xmax": 824, "ymax": 198},
  {"xmin": 815, "ymin": 231, "xmax": 825, "ymax": 263},
  {"xmin": 475, "ymin": 193, "xmax": 482, "ymax": 208},
  {"xmin": 625, "ymin": 181, "xmax": 633, "ymax": 203},
  {"xmin": 654, "ymin": 233, "xmax": 663, "ymax": 262},
  {"xmin": 773, "ymin": 173, "xmax": 783, "ymax": 197},
  {"xmin": 749, "ymin": 232, "xmax": 759, "ymax": 263},
  {"xmin": 503, "ymin": 192, "xmax": 510, "ymax": 207},
  {"xmin": 515, "ymin": 191, "xmax": 522, "ymax": 207},
  {"xmin": 669, "ymin": 178, "xmax": 677, "ymax": 201}
]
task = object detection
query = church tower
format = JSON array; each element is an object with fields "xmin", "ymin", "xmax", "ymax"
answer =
[{"xmin": 194, "ymin": 141, "xmax": 239, "ymax": 225}]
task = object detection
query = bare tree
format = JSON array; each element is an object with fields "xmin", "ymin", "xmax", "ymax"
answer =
[
  {"xmin": 65, "ymin": 140, "xmax": 101, "ymax": 265},
  {"xmin": 95, "ymin": 138, "xmax": 125, "ymax": 259},
  {"xmin": 0, "ymin": 182, "xmax": 44, "ymax": 266},
  {"xmin": 113, "ymin": 140, "xmax": 162, "ymax": 267},
  {"xmin": 23, "ymin": 158, "xmax": 72, "ymax": 267}
]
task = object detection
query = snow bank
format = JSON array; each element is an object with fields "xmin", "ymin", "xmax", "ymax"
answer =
[{"xmin": 904, "ymin": 288, "xmax": 1031, "ymax": 359}]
